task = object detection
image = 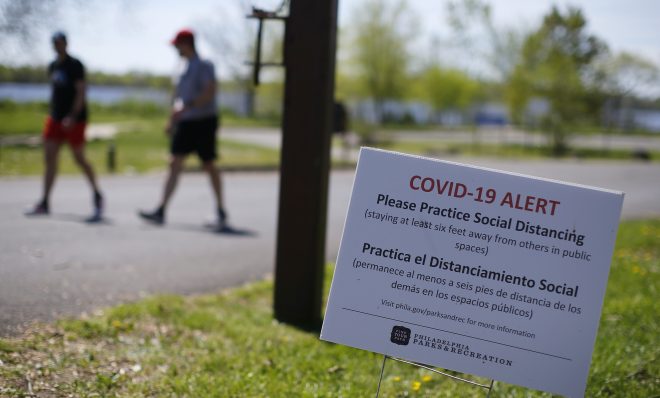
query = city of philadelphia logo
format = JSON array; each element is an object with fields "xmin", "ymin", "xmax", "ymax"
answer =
[{"xmin": 390, "ymin": 325, "xmax": 411, "ymax": 345}]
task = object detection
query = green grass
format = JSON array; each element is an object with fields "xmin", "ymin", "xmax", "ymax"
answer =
[
  {"xmin": 0, "ymin": 102, "xmax": 49, "ymax": 136},
  {"xmin": 0, "ymin": 118, "xmax": 280, "ymax": 176},
  {"xmin": 0, "ymin": 100, "xmax": 279, "ymax": 137},
  {"xmin": 2, "ymin": 101, "xmax": 659, "ymax": 177},
  {"xmin": 0, "ymin": 220, "xmax": 658, "ymax": 397},
  {"xmin": 0, "ymin": 101, "xmax": 282, "ymax": 175},
  {"xmin": 0, "ymin": 133, "xmax": 280, "ymax": 176}
]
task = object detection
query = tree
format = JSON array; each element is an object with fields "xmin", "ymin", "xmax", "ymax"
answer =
[
  {"xmin": 595, "ymin": 52, "xmax": 660, "ymax": 131},
  {"xmin": 416, "ymin": 66, "xmax": 478, "ymax": 113},
  {"xmin": 442, "ymin": 0, "xmax": 527, "ymax": 129},
  {"xmin": 1, "ymin": 1, "xmax": 59, "ymax": 43},
  {"xmin": 198, "ymin": 1, "xmax": 259, "ymax": 116},
  {"xmin": 446, "ymin": 0, "xmax": 526, "ymax": 81},
  {"xmin": 506, "ymin": 6, "xmax": 607, "ymax": 155},
  {"xmin": 0, "ymin": 0, "xmax": 110, "ymax": 61},
  {"xmin": 347, "ymin": 0, "xmax": 417, "ymax": 122},
  {"xmin": 598, "ymin": 52, "xmax": 659, "ymax": 97}
]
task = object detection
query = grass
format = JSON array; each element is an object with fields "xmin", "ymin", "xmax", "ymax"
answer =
[
  {"xmin": 0, "ymin": 101, "xmax": 279, "ymax": 137},
  {"xmin": 2, "ymin": 100, "xmax": 660, "ymax": 176},
  {"xmin": 0, "ymin": 102, "xmax": 49, "ymax": 136},
  {"xmin": 0, "ymin": 131, "xmax": 280, "ymax": 176},
  {"xmin": 0, "ymin": 219, "xmax": 658, "ymax": 397},
  {"xmin": 0, "ymin": 100, "xmax": 282, "ymax": 176}
]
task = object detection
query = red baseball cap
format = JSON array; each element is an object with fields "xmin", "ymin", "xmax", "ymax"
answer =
[{"xmin": 170, "ymin": 29, "xmax": 194, "ymax": 45}]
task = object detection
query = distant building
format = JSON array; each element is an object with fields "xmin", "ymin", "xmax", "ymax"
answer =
[
  {"xmin": 632, "ymin": 109, "xmax": 660, "ymax": 132},
  {"xmin": 349, "ymin": 98, "xmax": 509, "ymax": 127}
]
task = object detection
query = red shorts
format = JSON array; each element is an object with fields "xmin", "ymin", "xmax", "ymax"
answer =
[{"xmin": 43, "ymin": 116, "xmax": 87, "ymax": 147}]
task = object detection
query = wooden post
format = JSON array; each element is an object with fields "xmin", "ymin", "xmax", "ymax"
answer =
[{"xmin": 274, "ymin": 0, "xmax": 338, "ymax": 328}]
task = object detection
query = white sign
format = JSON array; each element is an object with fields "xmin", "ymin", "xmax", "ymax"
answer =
[{"xmin": 321, "ymin": 148, "xmax": 624, "ymax": 398}]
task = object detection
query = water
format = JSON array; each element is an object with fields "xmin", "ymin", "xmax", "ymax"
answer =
[
  {"xmin": 0, "ymin": 83, "xmax": 251, "ymax": 116},
  {"xmin": 4, "ymin": 83, "xmax": 658, "ymax": 130},
  {"xmin": 0, "ymin": 82, "xmax": 169, "ymax": 105},
  {"xmin": 634, "ymin": 109, "xmax": 660, "ymax": 132}
]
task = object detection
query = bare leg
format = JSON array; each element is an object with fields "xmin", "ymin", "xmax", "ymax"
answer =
[
  {"xmin": 202, "ymin": 160, "xmax": 224, "ymax": 210},
  {"xmin": 137, "ymin": 155, "xmax": 185, "ymax": 224},
  {"xmin": 71, "ymin": 145, "xmax": 100, "ymax": 193},
  {"xmin": 160, "ymin": 155, "xmax": 185, "ymax": 208},
  {"xmin": 42, "ymin": 139, "xmax": 62, "ymax": 204}
]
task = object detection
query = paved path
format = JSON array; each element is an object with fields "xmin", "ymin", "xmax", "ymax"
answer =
[
  {"xmin": 221, "ymin": 126, "xmax": 660, "ymax": 152},
  {"xmin": 1, "ymin": 159, "xmax": 659, "ymax": 336},
  {"xmin": 387, "ymin": 129, "xmax": 660, "ymax": 151},
  {"xmin": 0, "ymin": 171, "xmax": 351, "ymax": 336}
]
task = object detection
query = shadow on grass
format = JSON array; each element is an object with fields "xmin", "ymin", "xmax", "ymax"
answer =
[{"xmin": 277, "ymin": 318, "xmax": 323, "ymax": 334}]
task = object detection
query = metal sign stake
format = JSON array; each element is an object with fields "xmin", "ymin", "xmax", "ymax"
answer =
[{"xmin": 375, "ymin": 355, "xmax": 496, "ymax": 397}]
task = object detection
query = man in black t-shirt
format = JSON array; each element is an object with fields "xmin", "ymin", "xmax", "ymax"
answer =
[{"xmin": 26, "ymin": 31, "xmax": 104, "ymax": 221}]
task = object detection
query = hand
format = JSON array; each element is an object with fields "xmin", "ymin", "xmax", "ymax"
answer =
[
  {"xmin": 166, "ymin": 109, "xmax": 183, "ymax": 135},
  {"xmin": 62, "ymin": 116, "xmax": 75, "ymax": 130},
  {"xmin": 170, "ymin": 108, "xmax": 184, "ymax": 122},
  {"xmin": 164, "ymin": 117, "xmax": 177, "ymax": 136}
]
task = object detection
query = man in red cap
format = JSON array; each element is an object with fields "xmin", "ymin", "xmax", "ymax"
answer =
[
  {"xmin": 26, "ymin": 31, "xmax": 104, "ymax": 222},
  {"xmin": 139, "ymin": 29, "xmax": 229, "ymax": 230}
]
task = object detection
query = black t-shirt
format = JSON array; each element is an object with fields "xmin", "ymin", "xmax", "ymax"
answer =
[{"xmin": 48, "ymin": 56, "xmax": 88, "ymax": 122}]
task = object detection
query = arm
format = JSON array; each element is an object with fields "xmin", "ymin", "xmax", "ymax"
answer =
[
  {"xmin": 63, "ymin": 60, "xmax": 87, "ymax": 129},
  {"xmin": 169, "ymin": 79, "xmax": 216, "ymax": 124},
  {"xmin": 165, "ymin": 89, "xmax": 178, "ymax": 136},
  {"xmin": 62, "ymin": 79, "xmax": 86, "ymax": 129},
  {"xmin": 187, "ymin": 79, "xmax": 216, "ymax": 108}
]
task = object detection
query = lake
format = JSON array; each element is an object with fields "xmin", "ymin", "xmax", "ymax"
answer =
[
  {"xmin": 0, "ymin": 83, "xmax": 251, "ymax": 116},
  {"xmin": 2, "ymin": 83, "xmax": 659, "ymax": 131}
]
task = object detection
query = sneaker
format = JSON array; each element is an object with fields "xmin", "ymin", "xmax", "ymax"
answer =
[
  {"xmin": 215, "ymin": 208, "xmax": 231, "ymax": 232},
  {"xmin": 89, "ymin": 192, "xmax": 104, "ymax": 221},
  {"xmin": 25, "ymin": 201, "xmax": 49, "ymax": 216},
  {"xmin": 138, "ymin": 209, "xmax": 165, "ymax": 225}
]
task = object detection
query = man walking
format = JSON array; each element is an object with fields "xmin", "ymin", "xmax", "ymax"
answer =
[
  {"xmin": 139, "ymin": 29, "xmax": 228, "ymax": 230},
  {"xmin": 26, "ymin": 31, "xmax": 103, "ymax": 221}
]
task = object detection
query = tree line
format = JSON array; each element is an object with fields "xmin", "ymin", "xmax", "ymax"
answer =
[
  {"xmin": 0, "ymin": 65, "xmax": 172, "ymax": 89},
  {"xmin": 2, "ymin": 0, "xmax": 659, "ymax": 153},
  {"xmin": 340, "ymin": 0, "xmax": 660, "ymax": 153}
]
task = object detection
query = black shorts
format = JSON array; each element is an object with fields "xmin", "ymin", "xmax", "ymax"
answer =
[{"xmin": 170, "ymin": 116, "xmax": 218, "ymax": 162}]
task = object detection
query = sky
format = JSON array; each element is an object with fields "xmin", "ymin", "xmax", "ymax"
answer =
[{"xmin": 1, "ymin": 0, "xmax": 659, "ymax": 80}]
